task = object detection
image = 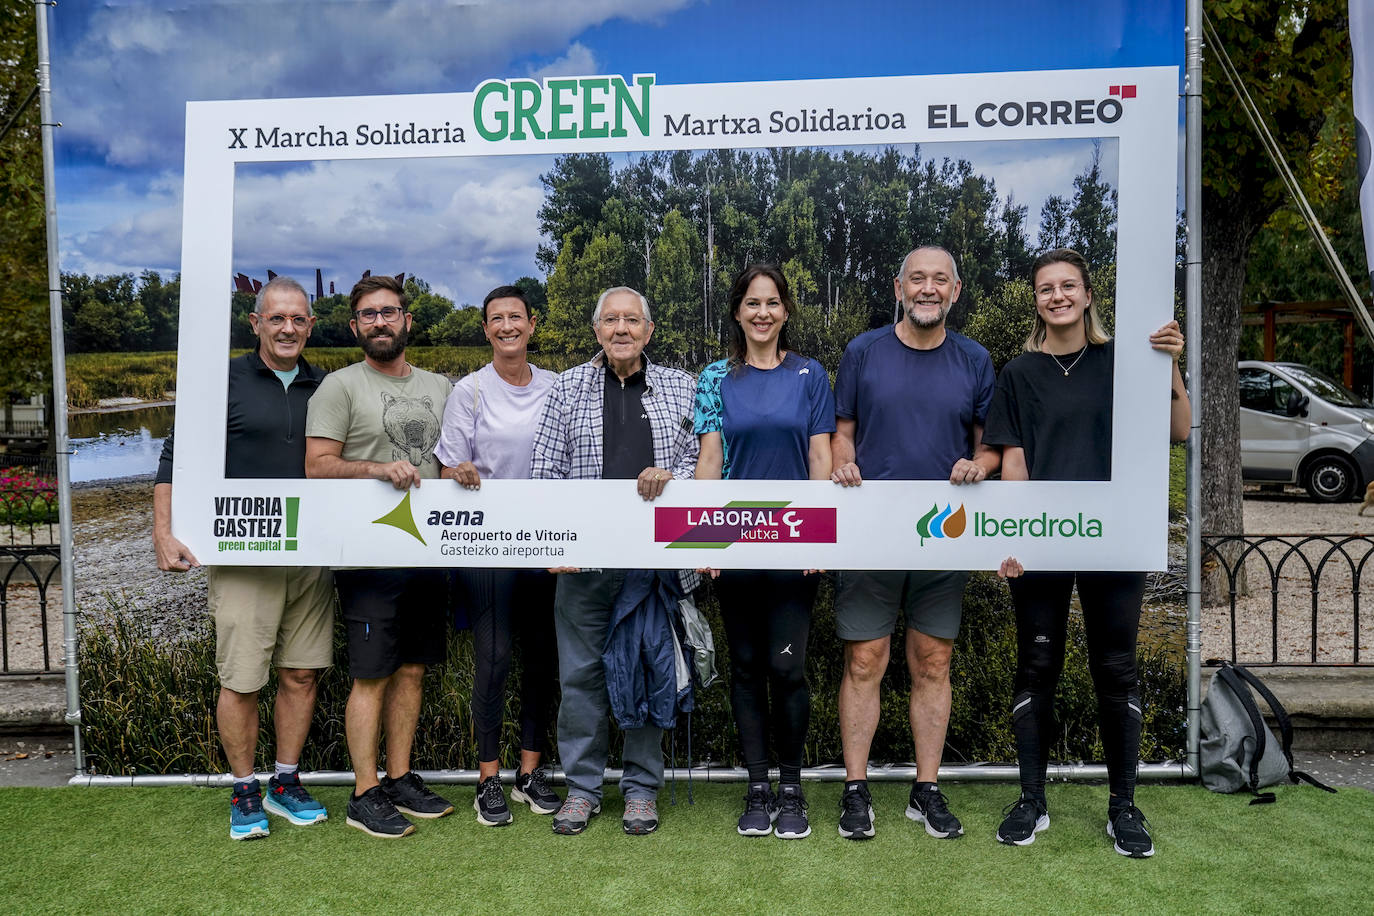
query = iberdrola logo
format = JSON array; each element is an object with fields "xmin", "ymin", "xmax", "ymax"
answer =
[{"xmin": 917, "ymin": 503, "xmax": 966, "ymax": 546}]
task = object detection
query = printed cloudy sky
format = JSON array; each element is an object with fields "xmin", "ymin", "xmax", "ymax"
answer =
[{"xmin": 49, "ymin": 0, "xmax": 1175, "ymax": 304}]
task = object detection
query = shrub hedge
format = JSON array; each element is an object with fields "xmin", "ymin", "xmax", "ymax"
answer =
[{"xmin": 78, "ymin": 572, "xmax": 1185, "ymax": 775}]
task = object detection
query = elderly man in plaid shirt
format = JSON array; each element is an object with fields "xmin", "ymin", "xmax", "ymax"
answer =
[{"xmin": 531, "ymin": 286, "xmax": 699, "ymax": 838}]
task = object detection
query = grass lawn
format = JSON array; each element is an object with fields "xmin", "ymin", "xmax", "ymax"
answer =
[{"xmin": 2, "ymin": 781, "xmax": 1370, "ymax": 915}]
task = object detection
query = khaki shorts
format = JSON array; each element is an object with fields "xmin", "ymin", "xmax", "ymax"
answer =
[{"xmin": 208, "ymin": 565, "xmax": 336, "ymax": 693}]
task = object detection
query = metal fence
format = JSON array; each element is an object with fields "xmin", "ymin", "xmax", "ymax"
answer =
[
  {"xmin": 0, "ymin": 482, "xmax": 60, "ymax": 674},
  {"xmin": 1202, "ymin": 534, "xmax": 1374, "ymax": 666}
]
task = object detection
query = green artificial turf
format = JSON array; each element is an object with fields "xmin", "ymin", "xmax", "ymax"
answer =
[{"xmin": 2, "ymin": 781, "xmax": 1370, "ymax": 915}]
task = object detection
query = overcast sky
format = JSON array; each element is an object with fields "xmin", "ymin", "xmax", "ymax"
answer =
[{"xmin": 49, "ymin": 0, "xmax": 1177, "ymax": 302}]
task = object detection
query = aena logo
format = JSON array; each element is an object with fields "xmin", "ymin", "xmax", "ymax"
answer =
[{"xmin": 917, "ymin": 503, "xmax": 966, "ymax": 546}]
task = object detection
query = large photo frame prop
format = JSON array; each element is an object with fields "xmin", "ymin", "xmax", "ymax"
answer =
[{"xmin": 171, "ymin": 67, "xmax": 1178, "ymax": 570}]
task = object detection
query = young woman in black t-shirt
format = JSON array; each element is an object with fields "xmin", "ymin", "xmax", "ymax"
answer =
[{"xmin": 982, "ymin": 248, "xmax": 1189, "ymax": 858}]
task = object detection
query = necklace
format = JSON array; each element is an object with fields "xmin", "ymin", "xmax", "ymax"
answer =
[{"xmin": 1049, "ymin": 347, "xmax": 1086, "ymax": 376}]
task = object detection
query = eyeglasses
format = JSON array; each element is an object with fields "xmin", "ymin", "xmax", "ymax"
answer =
[
  {"xmin": 256, "ymin": 315, "xmax": 311, "ymax": 329},
  {"xmin": 354, "ymin": 306, "xmax": 406, "ymax": 324},
  {"xmin": 1035, "ymin": 281, "xmax": 1083, "ymax": 299},
  {"xmin": 598, "ymin": 315, "xmax": 644, "ymax": 329}
]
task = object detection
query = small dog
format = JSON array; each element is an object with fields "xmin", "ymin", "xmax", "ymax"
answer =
[{"xmin": 1361, "ymin": 482, "xmax": 1374, "ymax": 516}]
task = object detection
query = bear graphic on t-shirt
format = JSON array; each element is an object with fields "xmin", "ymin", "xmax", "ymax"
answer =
[{"xmin": 380, "ymin": 391, "xmax": 440, "ymax": 468}]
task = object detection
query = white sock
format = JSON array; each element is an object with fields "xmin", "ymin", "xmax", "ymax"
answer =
[
  {"xmin": 231, "ymin": 772, "xmax": 256, "ymax": 784},
  {"xmin": 274, "ymin": 761, "xmax": 299, "ymax": 779}
]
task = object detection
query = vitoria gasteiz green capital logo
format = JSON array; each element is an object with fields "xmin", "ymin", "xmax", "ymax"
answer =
[
  {"xmin": 473, "ymin": 74, "xmax": 655, "ymax": 142},
  {"xmin": 917, "ymin": 503, "xmax": 1105, "ymax": 546}
]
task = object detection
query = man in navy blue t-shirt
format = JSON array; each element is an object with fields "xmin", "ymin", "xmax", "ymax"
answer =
[{"xmin": 830, "ymin": 246, "xmax": 1000, "ymax": 841}]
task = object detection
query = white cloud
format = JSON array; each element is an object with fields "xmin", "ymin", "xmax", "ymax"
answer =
[
  {"xmin": 226, "ymin": 155, "xmax": 552, "ymax": 303},
  {"xmin": 53, "ymin": 0, "xmax": 694, "ymax": 168}
]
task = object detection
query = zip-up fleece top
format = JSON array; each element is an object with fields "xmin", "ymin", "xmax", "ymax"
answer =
[{"xmin": 156, "ymin": 350, "xmax": 328, "ymax": 483}]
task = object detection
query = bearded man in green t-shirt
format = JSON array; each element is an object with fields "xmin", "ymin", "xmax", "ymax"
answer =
[{"xmin": 306, "ymin": 274, "xmax": 456, "ymax": 839}]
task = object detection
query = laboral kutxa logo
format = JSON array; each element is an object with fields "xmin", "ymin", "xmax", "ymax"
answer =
[
  {"xmin": 655, "ymin": 501, "xmax": 836, "ymax": 549},
  {"xmin": 917, "ymin": 503, "xmax": 1104, "ymax": 546}
]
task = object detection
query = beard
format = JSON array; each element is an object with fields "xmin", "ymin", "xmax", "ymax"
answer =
[
  {"xmin": 903, "ymin": 298, "xmax": 950, "ymax": 330},
  {"xmin": 360, "ymin": 323, "xmax": 408, "ymax": 362}
]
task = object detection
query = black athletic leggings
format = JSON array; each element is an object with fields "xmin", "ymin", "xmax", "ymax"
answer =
[
  {"xmin": 1008, "ymin": 571, "xmax": 1146, "ymax": 800},
  {"xmin": 456, "ymin": 568, "xmax": 559, "ymax": 763},
  {"xmin": 715, "ymin": 569, "xmax": 817, "ymax": 783}
]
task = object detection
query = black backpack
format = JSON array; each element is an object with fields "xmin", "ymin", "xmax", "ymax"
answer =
[{"xmin": 1199, "ymin": 660, "xmax": 1336, "ymax": 803}]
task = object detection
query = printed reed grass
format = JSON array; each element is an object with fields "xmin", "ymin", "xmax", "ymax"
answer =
[
  {"xmin": 65, "ymin": 347, "xmax": 580, "ymax": 408},
  {"xmin": 78, "ymin": 573, "xmax": 1186, "ymax": 775}
]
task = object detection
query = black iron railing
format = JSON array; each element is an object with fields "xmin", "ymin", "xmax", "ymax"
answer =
[
  {"xmin": 0, "ymin": 479, "xmax": 60, "ymax": 674},
  {"xmin": 1202, "ymin": 534, "xmax": 1373, "ymax": 666},
  {"xmin": 0, "ymin": 546, "xmax": 61, "ymax": 674}
]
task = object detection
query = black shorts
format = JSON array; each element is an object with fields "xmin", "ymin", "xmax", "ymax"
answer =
[{"xmin": 334, "ymin": 568, "xmax": 450, "ymax": 679}]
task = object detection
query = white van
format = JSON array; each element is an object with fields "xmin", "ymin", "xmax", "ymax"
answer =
[{"xmin": 1239, "ymin": 360, "xmax": 1374, "ymax": 501}]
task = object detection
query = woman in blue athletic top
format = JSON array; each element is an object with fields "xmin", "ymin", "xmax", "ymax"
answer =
[{"xmin": 694, "ymin": 264, "xmax": 835, "ymax": 840}]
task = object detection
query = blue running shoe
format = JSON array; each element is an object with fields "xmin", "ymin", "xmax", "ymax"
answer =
[
  {"xmin": 264, "ymin": 771, "xmax": 328, "ymax": 826},
  {"xmin": 230, "ymin": 778, "xmax": 269, "ymax": 841}
]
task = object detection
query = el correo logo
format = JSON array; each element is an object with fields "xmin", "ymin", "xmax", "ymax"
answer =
[
  {"xmin": 655, "ymin": 501, "xmax": 837, "ymax": 549},
  {"xmin": 473, "ymin": 74, "xmax": 655, "ymax": 141},
  {"xmin": 927, "ymin": 84, "xmax": 1135, "ymax": 130}
]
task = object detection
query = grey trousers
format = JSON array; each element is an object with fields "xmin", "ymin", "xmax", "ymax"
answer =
[{"xmin": 554, "ymin": 570, "xmax": 664, "ymax": 804}]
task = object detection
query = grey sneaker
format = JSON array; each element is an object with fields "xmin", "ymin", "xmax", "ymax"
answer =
[
  {"xmin": 552, "ymin": 795, "xmax": 601, "ymax": 835},
  {"xmin": 622, "ymin": 797, "xmax": 659, "ymax": 835}
]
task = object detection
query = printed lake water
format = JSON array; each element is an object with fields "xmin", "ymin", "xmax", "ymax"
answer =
[{"xmin": 68, "ymin": 406, "xmax": 174, "ymax": 483}]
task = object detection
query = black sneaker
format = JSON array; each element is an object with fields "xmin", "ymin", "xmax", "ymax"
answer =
[
  {"xmin": 474, "ymin": 775, "xmax": 512, "ymax": 826},
  {"xmin": 512, "ymin": 768, "xmax": 562, "ymax": 815},
  {"xmin": 346, "ymin": 785, "xmax": 415, "ymax": 838},
  {"xmin": 773, "ymin": 784, "xmax": 811, "ymax": 840},
  {"xmin": 905, "ymin": 782, "xmax": 963, "ymax": 838},
  {"xmin": 996, "ymin": 795, "xmax": 1049, "ymax": 846},
  {"xmin": 737, "ymin": 782, "xmax": 776, "ymax": 836},
  {"xmin": 381, "ymin": 771, "xmax": 454, "ymax": 819},
  {"xmin": 1107, "ymin": 804, "xmax": 1155, "ymax": 858},
  {"xmin": 837, "ymin": 782, "xmax": 875, "ymax": 840}
]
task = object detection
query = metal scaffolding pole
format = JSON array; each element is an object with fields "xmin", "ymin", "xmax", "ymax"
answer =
[
  {"xmin": 1184, "ymin": 0, "xmax": 1203, "ymax": 776},
  {"xmin": 69, "ymin": 761, "xmax": 1196, "ymax": 789},
  {"xmin": 33, "ymin": 0, "xmax": 83, "ymax": 774}
]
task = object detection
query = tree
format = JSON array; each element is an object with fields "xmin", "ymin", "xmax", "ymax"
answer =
[
  {"xmin": 536, "ymin": 153, "xmax": 613, "ymax": 272},
  {"xmin": 1038, "ymin": 195, "xmax": 1071, "ymax": 250},
  {"xmin": 1068, "ymin": 143, "xmax": 1119, "ymax": 272},
  {"xmin": 1201, "ymin": 1, "xmax": 1351, "ymax": 571},
  {"xmin": 542, "ymin": 230, "xmax": 627, "ymax": 356},
  {"xmin": 139, "ymin": 271, "xmax": 181, "ymax": 351},
  {"xmin": 644, "ymin": 209, "xmax": 702, "ymax": 366},
  {"xmin": 403, "ymin": 276, "xmax": 455, "ymax": 346},
  {"xmin": 429, "ymin": 306, "xmax": 485, "ymax": 347},
  {"xmin": 0, "ymin": 2, "xmax": 51, "ymax": 399}
]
